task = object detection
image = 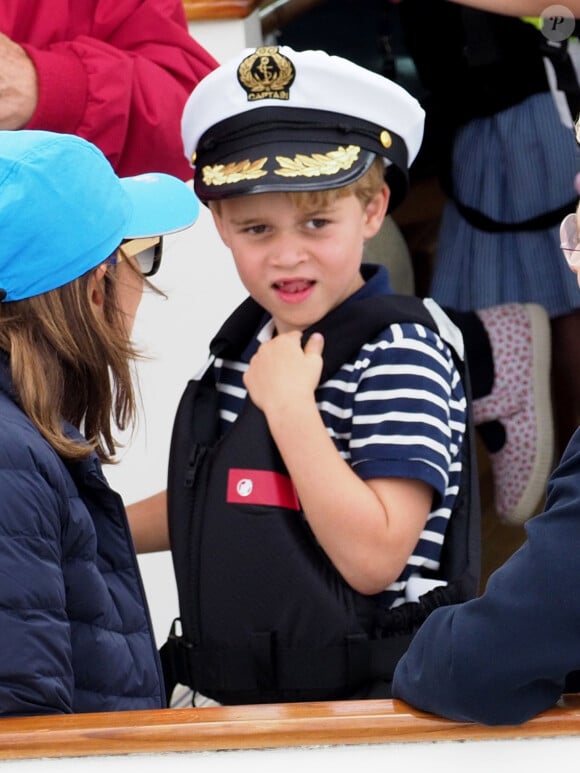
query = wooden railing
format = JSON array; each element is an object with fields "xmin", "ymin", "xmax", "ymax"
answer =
[
  {"xmin": 2, "ymin": 695, "xmax": 580, "ymax": 760},
  {"xmin": 183, "ymin": 0, "xmax": 261, "ymax": 20},
  {"xmin": 183, "ymin": 0, "xmax": 326, "ymax": 34}
]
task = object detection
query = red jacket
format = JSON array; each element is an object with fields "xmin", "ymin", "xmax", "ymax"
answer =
[{"xmin": 1, "ymin": 0, "xmax": 218, "ymax": 179}]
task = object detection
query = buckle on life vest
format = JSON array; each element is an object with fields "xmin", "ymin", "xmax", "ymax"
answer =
[{"xmin": 159, "ymin": 618, "xmax": 193, "ymax": 704}]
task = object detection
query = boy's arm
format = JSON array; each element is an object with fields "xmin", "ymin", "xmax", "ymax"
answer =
[
  {"xmin": 243, "ymin": 331, "xmax": 434, "ymax": 596},
  {"xmin": 126, "ymin": 490, "xmax": 170, "ymax": 553},
  {"xmin": 444, "ymin": 0, "xmax": 551, "ymax": 15},
  {"xmin": 389, "ymin": 0, "xmax": 551, "ymax": 16}
]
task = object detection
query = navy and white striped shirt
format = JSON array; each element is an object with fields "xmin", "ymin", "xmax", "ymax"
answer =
[{"xmin": 210, "ymin": 265, "xmax": 466, "ymax": 608}]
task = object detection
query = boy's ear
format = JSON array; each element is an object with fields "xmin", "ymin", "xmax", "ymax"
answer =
[{"xmin": 363, "ymin": 185, "xmax": 390, "ymax": 239}]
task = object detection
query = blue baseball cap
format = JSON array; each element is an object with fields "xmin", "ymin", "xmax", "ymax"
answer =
[{"xmin": 0, "ymin": 130, "xmax": 200, "ymax": 302}]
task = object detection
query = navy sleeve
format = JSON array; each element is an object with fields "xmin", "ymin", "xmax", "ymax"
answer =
[{"xmin": 392, "ymin": 427, "xmax": 580, "ymax": 725}]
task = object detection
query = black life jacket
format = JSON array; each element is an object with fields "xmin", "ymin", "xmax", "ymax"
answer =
[{"xmin": 161, "ymin": 292, "xmax": 481, "ymax": 705}]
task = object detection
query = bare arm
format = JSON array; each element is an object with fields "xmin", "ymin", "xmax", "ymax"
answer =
[
  {"xmin": 445, "ymin": 0, "xmax": 562, "ymax": 14},
  {"xmin": 389, "ymin": 0, "xmax": 571, "ymax": 16},
  {"xmin": 126, "ymin": 490, "xmax": 170, "ymax": 554},
  {"xmin": 0, "ymin": 33, "xmax": 37, "ymax": 129},
  {"xmin": 243, "ymin": 331, "xmax": 433, "ymax": 596},
  {"xmin": 3, "ymin": 0, "xmax": 217, "ymax": 178}
]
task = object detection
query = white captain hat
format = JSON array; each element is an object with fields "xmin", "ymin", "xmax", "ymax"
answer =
[{"xmin": 181, "ymin": 46, "xmax": 425, "ymax": 211}]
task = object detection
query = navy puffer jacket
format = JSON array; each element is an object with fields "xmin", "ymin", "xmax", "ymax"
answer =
[{"xmin": 0, "ymin": 355, "xmax": 164, "ymax": 715}]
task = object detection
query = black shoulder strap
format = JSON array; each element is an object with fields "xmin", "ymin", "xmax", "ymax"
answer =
[
  {"xmin": 208, "ymin": 295, "xmax": 265, "ymax": 358},
  {"xmin": 304, "ymin": 293, "xmax": 438, "ymax": 381},
  {"xmin": 209, "ymin": 292, "xmax": 439, "ymax": 382}
]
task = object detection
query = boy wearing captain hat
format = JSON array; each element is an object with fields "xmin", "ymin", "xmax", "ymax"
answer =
[
  {"xmin": 181, "ymin": 45, "xmax": 423, "ymax": 210},
  {"xmin": 161, "ymin": 47, "xmax": 468, "ymax": 706}
]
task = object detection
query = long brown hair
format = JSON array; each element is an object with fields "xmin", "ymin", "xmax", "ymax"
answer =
[{"xmin": 0, "ymin": 262, "xmax": 140, "ymax": 463}]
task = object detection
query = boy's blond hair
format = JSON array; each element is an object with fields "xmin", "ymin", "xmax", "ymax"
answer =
[
  {"xmin": 288, "ymin": 157, "xmax": 386, "ymax": 211},
  {"xmin": 210, "ymin": 157, "xmax": 386, "ymax": 215}
]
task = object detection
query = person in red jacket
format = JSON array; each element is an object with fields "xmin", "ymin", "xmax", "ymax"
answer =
[{"xmin": 0, "ymin": 0, "xmax": 218, "ymax": 180}]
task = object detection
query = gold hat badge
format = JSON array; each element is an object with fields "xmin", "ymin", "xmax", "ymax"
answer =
[{"xmin": 237, "ymin": 47, "xmax": 296, "ymax": 102}]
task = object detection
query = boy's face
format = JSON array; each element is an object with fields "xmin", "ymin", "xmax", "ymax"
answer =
[{"xmin": 211, "ymin": 187, "xmax": 388, "ymax": 334}]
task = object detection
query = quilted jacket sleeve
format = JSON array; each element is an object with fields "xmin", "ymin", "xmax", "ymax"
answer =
[
  {"xmin": 22, "ymin": 0, "xmax": 218, "ymax": 179},
  {"xmin": 0, "ymin": 464, "xmax": 74, "ymax": 715},
  {"xmin": 392, "ymin": 428, "xmax": 580, "ymax": 725}
]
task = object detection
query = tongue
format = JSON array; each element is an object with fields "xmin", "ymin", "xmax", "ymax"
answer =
[{"xmin": 279, "ymin": 280, "xmax": 312, "ymax": 293}]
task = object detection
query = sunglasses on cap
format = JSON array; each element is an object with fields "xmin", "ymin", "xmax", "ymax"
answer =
[
  {"xmin": 560, "ymin": 212, "xmax": 580, "ymax": 268},
  {"xmin": 111, "ymin": 236, "xmax": 163, "ymax": 277}
]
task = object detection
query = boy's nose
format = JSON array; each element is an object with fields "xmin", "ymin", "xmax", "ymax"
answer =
[{"xmin": 270, "ymin": 231, "xmax": 307, "ymax": 266}]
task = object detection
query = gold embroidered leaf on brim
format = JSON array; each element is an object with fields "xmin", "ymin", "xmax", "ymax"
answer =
[
  {"xmin": 203, "ymin": 158, "xmax": 268, "ymax": 186},
  {"xmin": 274, "ymin": 145, "xmax": 361, "ymax": 178}
]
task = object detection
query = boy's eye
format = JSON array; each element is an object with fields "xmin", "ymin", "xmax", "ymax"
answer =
[
  {"xmin": 306, "ymin": 218, "xmax": 329, "ymax": 229},
  {"xmin": 245, "ymin": 224, "xmax": 267, "ymax": 235}
]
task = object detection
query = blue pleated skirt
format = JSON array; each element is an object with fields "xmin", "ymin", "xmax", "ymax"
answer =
[{"xmin": 430, "ymin": 92, "xmax": 580, "ymax": 318}]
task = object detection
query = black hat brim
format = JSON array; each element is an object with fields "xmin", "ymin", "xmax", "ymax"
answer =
[{"xmin": 193, "ymin": 107, "xmax": 410, "ymax": 211}]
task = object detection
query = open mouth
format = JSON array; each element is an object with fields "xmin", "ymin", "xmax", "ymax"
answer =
[{"xmin": 273, "ymin": 279, "xmax": 315, "ymax": 294}]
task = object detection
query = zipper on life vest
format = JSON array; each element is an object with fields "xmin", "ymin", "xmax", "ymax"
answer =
[{"xmin": 185, "ymin": 444, "xmax": 206, "ymax": 488}]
